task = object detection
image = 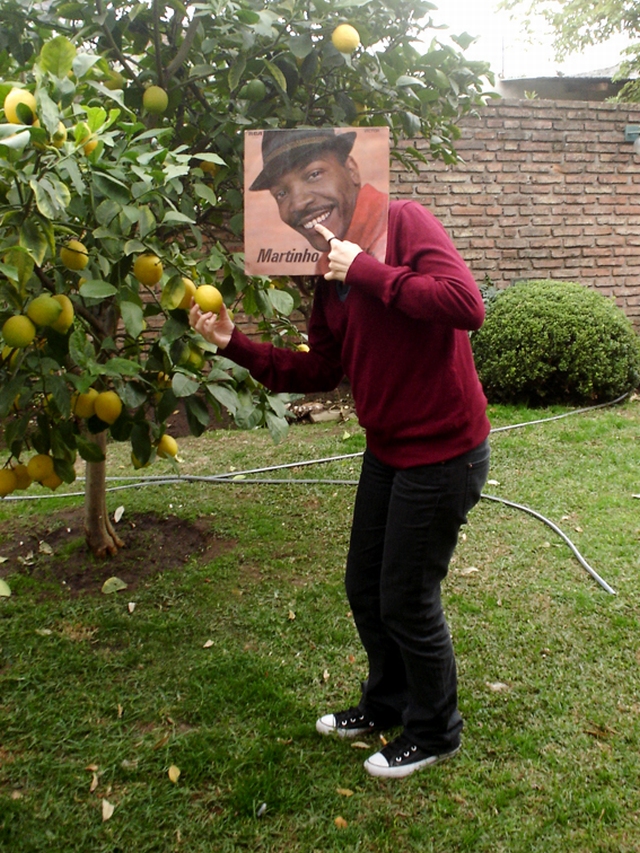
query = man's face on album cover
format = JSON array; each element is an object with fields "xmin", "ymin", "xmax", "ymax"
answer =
[{"xmin": 268, "ymin": 152, "xmax": 361, "ymax": 252}]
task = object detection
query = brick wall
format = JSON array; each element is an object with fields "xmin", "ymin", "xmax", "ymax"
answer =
[{"xmin": 392, "ymin": 98, "xmax": 640, "ymax": 327}]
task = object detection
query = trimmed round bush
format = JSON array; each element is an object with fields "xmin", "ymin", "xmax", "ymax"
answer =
[{"xmin": 471, "ymin": 279, "xmax": 640, "ymax": 405}]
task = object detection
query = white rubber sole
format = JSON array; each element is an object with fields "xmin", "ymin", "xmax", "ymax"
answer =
[
  {"xmin": 364, "ymin": 745, "xmax": 460, "ymax": 779},
  {"xmin": 315, "ymin": 713, "xmax": 374, "ymax": 738}
]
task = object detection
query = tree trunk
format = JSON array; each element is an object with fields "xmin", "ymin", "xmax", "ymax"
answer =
[{"xmin": 84, "ymin": 430, "xmax": 124, "ymax": 557}]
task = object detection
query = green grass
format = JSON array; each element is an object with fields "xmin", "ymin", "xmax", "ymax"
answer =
[{"xmin": 2, "ymin": 400, "xmax": 640, "ymax": 851}]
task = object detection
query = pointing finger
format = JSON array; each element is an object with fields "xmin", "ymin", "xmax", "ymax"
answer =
[{"xmin": 314, "ymin": 223, "xmax": 337, "ymax": 242}]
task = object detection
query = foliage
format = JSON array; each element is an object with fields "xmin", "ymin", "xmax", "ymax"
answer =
[
  {"xmin": 500, "ymin": 0, "xmax": 640, "ymax": 100},
  {"xmin": 0, "ymin": 0, "xmax": 492, "ymax": 551},
  {"xmin": 471, "ymin": 279, "xmax": 640, "ymax": 405}
]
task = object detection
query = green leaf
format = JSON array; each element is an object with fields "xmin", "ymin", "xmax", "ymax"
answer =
[
  {"xmin": 229, "ymin": 58, "xmax": 247, "ymax": 92},
  {"xmin": 161, "ymin": 276, "xmax": 186, "ymax": 311},
  {"xmin": 206, "ymin": 382, "xmax": 239, "ymax": 415},
  {"xmin": 162, "ymin": 211, "xmax": 195, "ymax": 225},
  {"xmin": 0, "ymin": 579, "xmax": 11, "ymax": 598},
  {"xmin": 39, "ymin": 36, "xmax": 77, "ymax": 77},
  {"xmin": 76, "ymin": 435, "xmax": 106, "ymax": 463},
  {"xmin": 265, "ymin": 410, "xmax": 289, "ymax": 444},
  {"xmin": 19, "ymin": 222, "xmax": 46, "ymax": 267},
  {"xmin": 79, "ymin": 280, "xmax": 118, "ymax": 299},
  {"xmin": 100, "ymin": 358, "xmax": 142, "ymax": 377},
  {"xmin": 101, "ymin": 576, "xmax": 128, "ymax": 594},
  {"xmin": 121, "ymin": 301, "xmax": 146, "ymax": 339},
  {"xmin": 264, "ymin": 59, "xmax": 287, "ymax": 93},
  {"xmin": 0, "ymin": 129, "xmax": 31, "ymax": 151},
  {"xmin": 172, "ymin": 372, "xmax": 200, "ymax": 398},
  {"xmin": 267, "ymin": 289, "xmax": 294, "ymax": 316}
]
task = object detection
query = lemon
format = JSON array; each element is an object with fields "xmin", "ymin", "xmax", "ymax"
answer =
[
  {"xmin": 50, "ymin": 294, "xmax": 74, "ymax": 333},
  {"xmin": 296, "ymin": 343, "xmax": 310, "ymax": 352},
  {"xmin": 143, "ymin": 85, "xmax": 169, "ymax": 115},
  {"xmin": 60, "ymin": 239, "xmax": 89, "ymax": 271},
  {"xmin": 51, "ymin": 121, "xmax": 67, "ymax": 148},
  {"xmin": 194, "ymin": 284, "xmax": 223, "ymax": 314},
  {"xmin": 74, "ymin": 122, "xmax": 98, "ymax": 154},
  {"xmin": 94, "ymin": 390, "xmax": 123, "ymax": 424},
  {"xmin": 178, "ymin": 277, "xmax": 197, "ymax": 310},
  {"xmin": 3, "ymin": 88, "xmax": 37, "ymax": 124},
  {"xmin": 27, "ymin": 294, "xmax": 63, "ymax": 327},
  {"xmin": 41, "ymin": 472, "xmax": 63, "ymax": 491},
  {"xmin": 0, "ymin": 468, "xmax": 18, "ymax": 497},
  {"xmin": 27, "ymin": 453, "xmax": 55, "ymax": 483},
  {"xmin": 2, "ymin": 315, "xmax": 36, "ymax": 348},
  {"xmin": 157, "ymin": 434, "xmax": 179, "ymax": 458},
  {"xmin": 239, "ymin": 79, "xmax": 266, "ymax": 101},
  {"xmin": 331, "ymin": 24, "xmax": 360, "ymax": 54},
  {"xmin": 72, "ymin": 387, "xmax": 99, "ymax": 419},
  {"xmin": 11, "ymin": 463, "xmax": 32, "ymax": 491},
  {"xmin": 133, "ymin": 254, "xmax": 163, "ymax": 285},
  {"xmin": 200, "ymin": 160, "xmax": 219, "ymax": 175}
]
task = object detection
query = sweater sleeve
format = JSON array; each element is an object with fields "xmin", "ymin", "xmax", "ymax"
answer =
[
  {"xmin": 222, "ymin": 286, "xmax": 344, "ymax": 394},
  {"xmin": 345, "ymin": 201, "xmax": 485, "ymax": 331}
]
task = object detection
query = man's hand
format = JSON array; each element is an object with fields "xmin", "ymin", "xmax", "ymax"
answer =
[
  {"xmin": 189, "ymin": 301, "xmax": 235, "ymax": 350},
  {"xmin": 315, "ymin": 223, "xmax": 362, "ymax": 282}
]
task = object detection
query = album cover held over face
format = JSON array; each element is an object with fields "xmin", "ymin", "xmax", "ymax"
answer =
[{"xmin": 244, "ymin": 126, "xmax": 390, "ymax": 276}]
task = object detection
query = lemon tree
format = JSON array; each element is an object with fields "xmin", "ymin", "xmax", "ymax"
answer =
[{"xmin": 0, "ymin": 0, "xmax": 491, "ymax": 556}]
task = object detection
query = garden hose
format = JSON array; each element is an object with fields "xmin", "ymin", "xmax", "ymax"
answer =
[{"xmin": 3, "ymin": 394, "xmax": 630, "ymax": 595}]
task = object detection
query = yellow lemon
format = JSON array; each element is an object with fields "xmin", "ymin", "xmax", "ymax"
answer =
[
  {"xmin": 133, "ymin": 254, "xmax": 163, "ymax": 286},
  {"xmin": 331, "ymin": 24, "xmax": 360, "ymax": 54},
  {"xmin": 2, "ymin": 315, "xmax": 36, "ymax": 348},
  {"xmin": 178, "ymin": 277, "xmax": 197, "ymax": 310},
  {"xmin": 72, "ymin": 387, "xmax": 99, "ymax": 419},
  {"xmin": 296, "ymin": 343, "xmax": 310, "ymax": 352},
  {"xmin": 50, "ymin": 294, "xmax": 74, "ymax": 333},
  {"xmin": 94, "ymin": 390, "xmax": 123, "ymax": 424},
  {"xmin": 60, "ymin": 239, "xmax": 89, "ymax": 271},
  {"xmin": 11, "ymin": 463, "xmax": 32, "ymax": 491},
  {"xmin": 157, "ymin": 434, "xmax": 178, "ymax": 458},
  {"xmin": 27, "ymin": 453, "xmax": 55, "ymax": 483},
  {"xmin": 26, "ymin": 294, "xmax": 63, "ymax": 327},
  {"xmin": 52, "ymin": 121, "xmax": 67, "ymax": 148},
  {"xmin": 194, "ymin": 284, "xmax": 223, "ymax": 314},
  {"xmin": 41, "ymin": 472, "xmax": 63, "ymax": 491},
  {"xmin": 143, "ymin": 85, "xmax": 169, "ymax": 115},
  {"xmin": 3, "ymin": 88, "xmax": 37, "ymax": 124},
  {"xmin": 0, "ymin": 468, "xmax": 18, "ymax": 497}
]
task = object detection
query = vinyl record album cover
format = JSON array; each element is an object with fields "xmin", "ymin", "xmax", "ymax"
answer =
[{"xmin": 244, "ymin": 126, "xmax": 390, "ymax": 276}]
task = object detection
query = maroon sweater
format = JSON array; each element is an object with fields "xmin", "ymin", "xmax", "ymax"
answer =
[{"xmin": 225, "ymin": 199, "xmax": 490, "ymax": 467}]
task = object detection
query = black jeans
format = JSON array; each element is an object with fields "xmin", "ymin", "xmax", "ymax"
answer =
[{"xmin": 345, "ymin": 439, "xmax": 490, "ymax": 754}]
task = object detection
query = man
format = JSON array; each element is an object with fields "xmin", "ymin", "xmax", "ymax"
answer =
[
  {"xmin": 249, "ymin": 128, "xmax": 388, "ymax": 274},
  {"xmin": 191, "ymin": 169, "xmax": 490, "ymax": 779}
]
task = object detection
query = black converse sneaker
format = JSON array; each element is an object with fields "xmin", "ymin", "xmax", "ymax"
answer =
[
  {"xmin": 364, "ymin": 733, "xmax": 460, "ymax": 778},
  {"xmin": 316, "ymin": 706, "xmax": 380, "ymax": 738}
]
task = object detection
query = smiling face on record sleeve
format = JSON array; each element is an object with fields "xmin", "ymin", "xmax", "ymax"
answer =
[{"xmin": 268, "ymin": 151, "xmax": 361, "ymax": 252}]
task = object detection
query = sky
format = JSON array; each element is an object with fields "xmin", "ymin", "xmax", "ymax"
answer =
[{"xmin": 427, "ymin": 0, "xmax": 634, "ymax": 80}]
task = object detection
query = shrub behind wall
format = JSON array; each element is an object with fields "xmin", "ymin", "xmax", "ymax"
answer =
[{"xmin": 471, "ymin": 279, "xmax": 640, "ymax": 405}]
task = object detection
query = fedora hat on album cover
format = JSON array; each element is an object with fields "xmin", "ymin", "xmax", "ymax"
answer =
[{"xmin": 249, "ymin": 128, "xmax": 357, "ymax": 192}]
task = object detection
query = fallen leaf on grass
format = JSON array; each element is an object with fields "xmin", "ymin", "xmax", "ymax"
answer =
[
  {"xmin": 0, "ymin": 579, "xmax": 11, "ymax": 597},
  {"xmin": 102, "ymin": 799, "xmax": 115, "ymax": 821},
  {"xmin": 336, "ymin": 788, "xmax": 354, "ymax": 797},
  {"xmin": 203, "ymin": 639, "xmax": 214, "ymax": 648},
  {"xmin": 0, "ymin": 556, "xmax": 7, "ymax": 563},
  {"xmin": 114, "ymin": 506, "xmax": 125, "ymax": 523},
  {"xmin": 288, "ymin": 609, "xmax": 296, "ymax": 621},
  {"xmin": 127, "ymin": 602, "xmax": 136, "ymax": 613},
  {"xmin": 89, "ymin": 773, "xmax": 99, "ymax": 793},
  {"xmin": 256, "ymin": 802, "xmax": 267, "ymax": 818},
  {"xmin": 39, "ymin": 541, "xmax": 53, "ymax": 555},
  {"xmin": 85, "ymin": 763, "xmax": 99, "ymax": 772},
  {"xmin": 35, "ymin": 628, "xmax": 52, "ymax": 636},
  {"xmin": 459, "ymin": 566, "xmax": 479, "ymax": 576},
  {"xmin": 350, "ymin": 741, "xmax": 370, "ymax": 750},
  {"xmin": 101, "ymin": 576, "xmax": 128, "ymax": 595},
  {"xmin": 168, "ymin": 765, "xmax": 181, "ymax": 783},
  {"xmin": 322, "ymin": 669, "xmax": 330, "ymax": 682},
  {"xmin": 486, "ymin": 681, "xmax": 510, "ymax": 693},
  {"xmin": 334, "ymin": 816, "xmax": 348, "ymax": 829},
  {"xmin": 153, "ymin": 732, "xmax": 171, "ymax": 750}
]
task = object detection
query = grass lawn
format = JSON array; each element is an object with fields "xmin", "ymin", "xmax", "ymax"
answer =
[{"xmin": 1, "ymin": 398, "xmax": 640, "ymax": 852}]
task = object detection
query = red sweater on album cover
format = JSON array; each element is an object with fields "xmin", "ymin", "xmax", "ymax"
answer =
[{"xmin": 225, "ymin": 199, "xmax": 491, "ymax": 468}]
